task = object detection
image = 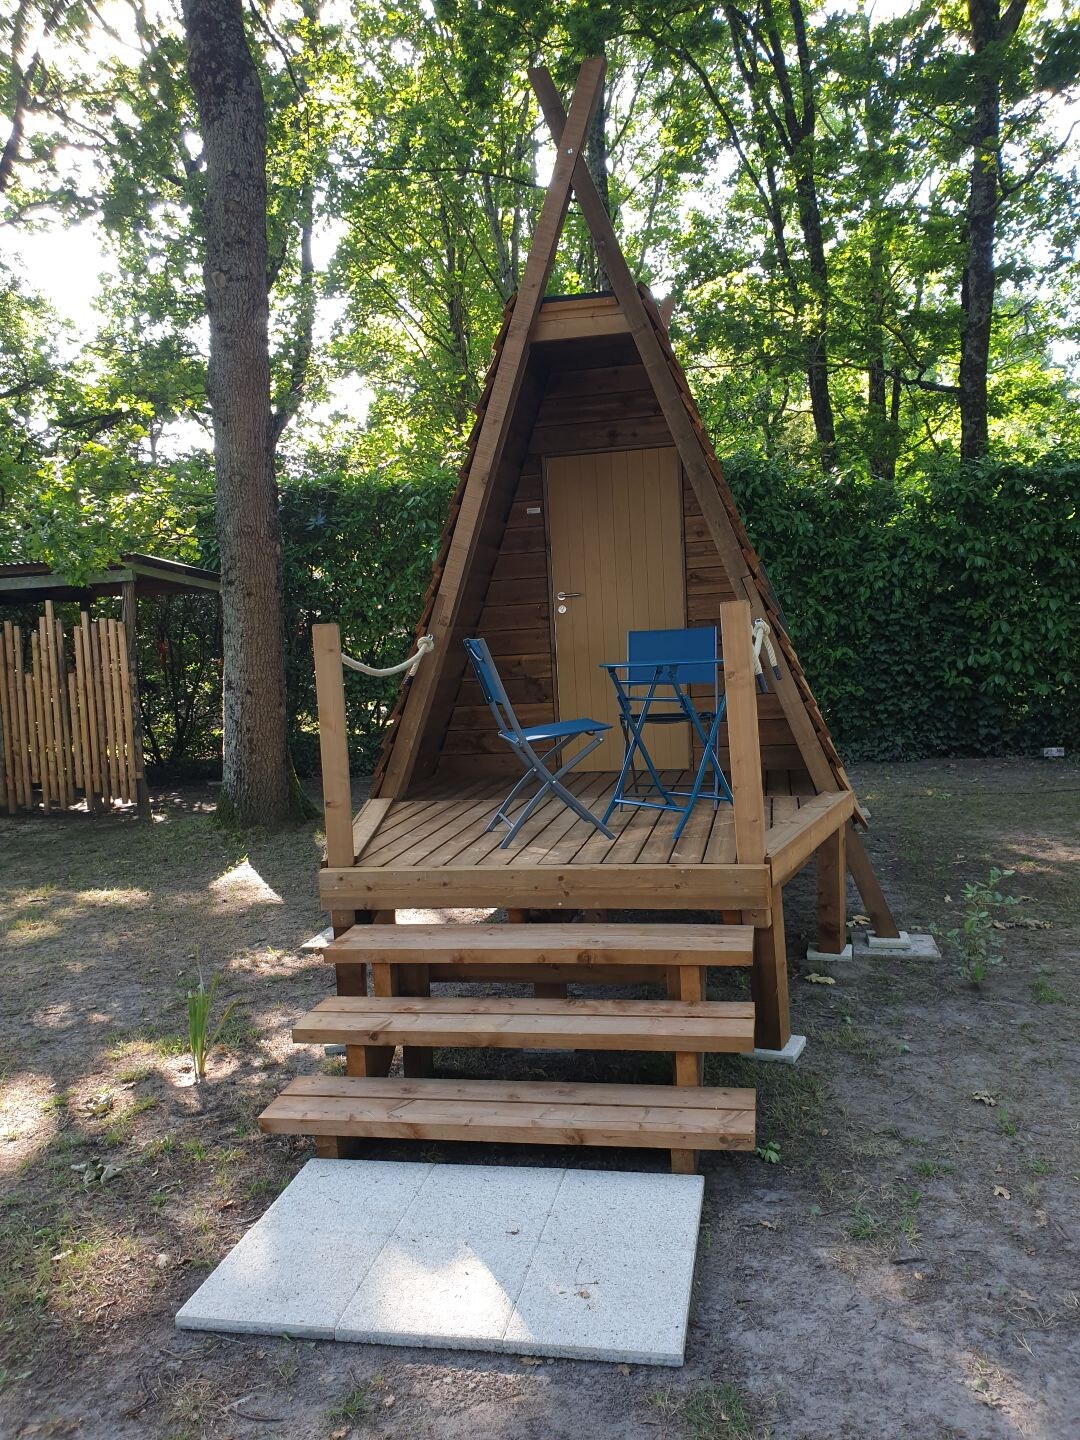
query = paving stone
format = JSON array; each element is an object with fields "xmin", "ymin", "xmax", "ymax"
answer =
[
  {"xmin": 538, "ymin": 1169, "xmax": 703, "ymax": 1252},
  {"xmin": 258, "ymin": 1157, "xmax": 432, "ymax": 1235},
  {"xmin": 503, "ymin": 1234, "xmax": 700, "ymax": 1365},
  {"xmin": 393, "ymin": 1162, "xmax": 564, "ymax": 1244},
  {"xmin": 177, "ymin": 1160, "xmax": 704, "ymax": 1364},
  {"xmin": 335, "ymin": 1231, "xmax": 532, "ymax": 1348},
  {"xmin": 175, "ymin": 1219, "xmax": 389, "ymax": 1339}
]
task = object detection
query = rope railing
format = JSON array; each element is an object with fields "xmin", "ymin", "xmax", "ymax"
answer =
[{"xmin": 340, "ymin": 633, "xmax": 435, "ymax": 680}]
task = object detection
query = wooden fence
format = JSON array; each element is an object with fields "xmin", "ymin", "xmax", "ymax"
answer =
[{"xmin": 0, "ymin": 602, "xmax": 140, "ymax": 814}]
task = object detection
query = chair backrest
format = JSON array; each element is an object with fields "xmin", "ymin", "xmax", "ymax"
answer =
[
  {"xmin": 463, "ymin": 637, "xmax": 524, "ymax": 739},
  {"xmin": 626, "ymin": 626, "xmax": 719, "ymax": 686}
]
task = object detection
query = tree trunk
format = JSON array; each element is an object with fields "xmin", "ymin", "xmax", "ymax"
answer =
[
  {"xmin": 959, "ymin": 0, "xmax": 1028, "ymax": 461},
  {"xmin": 182, "ymin": 0, "xmax": 294, "ymax": 826}
]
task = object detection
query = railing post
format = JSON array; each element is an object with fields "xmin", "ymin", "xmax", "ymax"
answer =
[
  {"xmin": 312, "ymin": 621, "xmax": 355, "ymax": 879},
  {"xmin": 718, "ymin": 601, "xmax": 765, "ymax": 866},
  {"xmin": 720, "ymin": 601, "xmax": 791, "ymax": 1051}
]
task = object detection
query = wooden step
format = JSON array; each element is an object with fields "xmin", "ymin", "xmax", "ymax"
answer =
[
  {"xmin": 259, "ymin": 1075, "xmax": 757, "ymax": 1152},
  {"xmin": 324, "ymin": 922, "xmax": 755, "ymax": 969},
  {"xmin": 293, "ymin": 995, "xmax": 756, "ymax": 1053}
]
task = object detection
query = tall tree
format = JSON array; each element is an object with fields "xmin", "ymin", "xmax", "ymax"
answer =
[{"xmin": 181, "ymin": 0, "xmax": 294, "ymax": 825}]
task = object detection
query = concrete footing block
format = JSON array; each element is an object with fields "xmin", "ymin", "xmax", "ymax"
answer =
[
  {"xmin": 751, "ymin": 1034, "xmax": 806, "ymax": 1065},
  {"xmin": 806, "ymin": 942, "xmax": 853, "ymax": 963}
]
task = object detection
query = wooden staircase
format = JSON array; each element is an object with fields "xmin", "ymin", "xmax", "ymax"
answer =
[{"xmin": 260, "ymin": 922, "xmax": 759, "ymax": 1173}]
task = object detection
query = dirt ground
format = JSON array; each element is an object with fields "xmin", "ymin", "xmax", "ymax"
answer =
[{"xmin": 0, "ymin": 758, "xmax": 1077, "ymax": 1440}]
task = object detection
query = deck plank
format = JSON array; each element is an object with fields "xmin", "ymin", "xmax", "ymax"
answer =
[{"xmin": 360, "ymin": 783, "xmax": 501, "ymax": 867}]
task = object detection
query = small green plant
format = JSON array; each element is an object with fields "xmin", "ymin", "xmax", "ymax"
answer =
[
  {"xmin": 755, "ymin": 1140, "xmax": 780, "ymax": 1164},
  {"xmin": 947, "ymin": 868, "xmax": 1019, "ymax": 986},
  {"xmin": 849, "ymin": 1200, "xmax": 883, "ymax": 1240},
  {"xmin": 1030, "ymin": 977, "xmax": 1068, "ymax": 1005},
  {"xmin": 329, "ymin": 1383, "xmax": 376, "ymax": 1424},
  {"xmin": 913, "ymin": 1158, "xmax": 954, "ymax": 1180},
  {"xmin": 185, "ymin": 968, "xmax": 237, "ymax": 1082},
  {"xmin": 997, "ymin": 1106, "xmax": 1018, "ymax": 1137}
]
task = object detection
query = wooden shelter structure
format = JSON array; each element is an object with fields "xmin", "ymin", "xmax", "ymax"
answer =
[
  {"xmin": 260, "ymin": 60, "xmax": 898, "ymax": 1172},
  {"xmin": 0, "ymin": 554, "xmax": 220, "ymax": 818}
]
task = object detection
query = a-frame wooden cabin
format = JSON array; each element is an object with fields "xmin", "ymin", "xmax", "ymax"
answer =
[{"xmin": 260, "ymin": 59, "xmax": 898, "ymax": 1173}]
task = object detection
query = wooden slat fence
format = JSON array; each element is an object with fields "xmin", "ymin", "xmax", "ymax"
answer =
[{"xmin": 0, "ymin": 603, "xmax": 138, "ymax": 814}]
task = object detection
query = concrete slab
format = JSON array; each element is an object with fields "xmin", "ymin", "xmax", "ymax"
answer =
[
  {"xmin": 751, "ymin": 1034, "xmax": 807, "ymax": 1065},
  {"xmin": 177, "ymin": 1160, "xmax": 704, "ymax": 1365},
  {"xmin": 864, "ymin": 930, "xmax": 940, "ymax": 959}
]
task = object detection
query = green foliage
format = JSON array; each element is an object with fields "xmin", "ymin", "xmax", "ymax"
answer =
[
  {"xmin": 726, "ymin": 454, "xmax": 1080, "ymax": 759},
  {"xmin": 185, "ymin": 968, "xmax": 237, "ymax": 1082},
  {"xmin": 947, "ymin": 867, "xmax": 1020, "ymax": 987},
  {"xmin": 279, "ymin": 455, "xmax": 454, "ymax": 772}
]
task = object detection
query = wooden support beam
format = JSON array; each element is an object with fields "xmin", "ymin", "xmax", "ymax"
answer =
[
  {"xmin": 846, "ymin": 824, "xmax": 900, "ymax": 937},
  {"xmin": 718, "ymin": 601, "xmax": 765, "ymax": 865},
  {"xmin": 667, "ymin": 963, "xmax": 704, "ymax": 1174},
  {"xmin": 377, "ymin": 57, "xmax": 606, "ymax": 800},
  {"xmin": 320, "ymin": 862, "xmax": 772, "ymax": 913},
  {"xmin": 765, "ymin": 791, "xmax": 855, "ymax": 884},
  {"xmin": 816, "ymin": 824, "xmax": 847, "ymax": 954},
  {"xmin": 752, "ymin": 885, "xmax": 791, "ymax": 1052}
]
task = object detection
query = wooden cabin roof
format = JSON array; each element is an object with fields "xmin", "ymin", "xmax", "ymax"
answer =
[{"xmin": 369, "ymin": 285, "xmax": 853, "ymax": 800}]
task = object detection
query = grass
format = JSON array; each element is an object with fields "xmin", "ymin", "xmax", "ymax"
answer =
[
  {"xmin": 1030, "ymin": 977, "xmax": 1069, "ymax": 1005},
  {"xmin": 849, "ymin": 1200, "xmax": 885, "ymax": 1241},
  {"xmin": 651, "ymin": 1382, "xmax": 764, "ymax": 1439},
  {"xmin": 328, "ymin": 1381, "xmax": 378, "ymax": 1424},
  {"xmin": 102, "ymin": 1094, "xmax": 157, "ymax": 1146},
  {"xmin": 997, "ymin": 1106, "xmax": 1019, "ymax": 1137},
  {"xmin": 913, "ymin": 1158, "xmax": 954, "ymax": 1180}
]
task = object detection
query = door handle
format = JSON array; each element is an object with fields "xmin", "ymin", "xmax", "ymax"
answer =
[{"xmin": 556, "ymin": 591, "xmax": 582, "ymax": 601}]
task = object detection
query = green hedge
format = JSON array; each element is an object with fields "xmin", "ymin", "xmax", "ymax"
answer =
[
  {"xmin": 146, "ymin": 455, "xmax": 1078, "ymax": 773},
  {"xmin": 725, "ymin": 455, "xmax": 1079, "ymax": 759},
  {"xmin": 279, "ymin": 468, "xmax": 453, "ymax": 773}
]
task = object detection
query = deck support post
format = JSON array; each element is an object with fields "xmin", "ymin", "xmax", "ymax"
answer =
[
  {"xmin": 816, "ymin": 825, "xmax": 847, "ymax": 954},
  {"xmin": 752, "ymin": 885, "xmax": 791, "ymax": 1052},
  {"xmin": 667, "ymin": 964, "xmax": 704, "ymax": 1173}
]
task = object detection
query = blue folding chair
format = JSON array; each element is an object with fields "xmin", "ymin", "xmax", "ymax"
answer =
[
  {"xmin": 600, "ymin": 625, "xmax": 733, "ymax": 840},
  {"xmin": 464, "ymin": 637, "xmax": 615, "ymax": 848}
]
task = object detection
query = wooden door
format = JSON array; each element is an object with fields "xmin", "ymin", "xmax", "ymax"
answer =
[{"xmin": 545, "ymin": 447, "xmax": 687, "ymax": 770}]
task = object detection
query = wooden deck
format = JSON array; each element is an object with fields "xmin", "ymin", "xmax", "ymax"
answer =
[{"xmin": 318, "ymin": 771, "xmax": 855, "ymax": 914}]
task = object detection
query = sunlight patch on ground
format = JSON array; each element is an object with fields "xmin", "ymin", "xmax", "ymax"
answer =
[
  {"xmin": 2, "ymin": 916, "xmax": 62, "ymax": 944},
  {"xmin": 0, "ymin": 1071, "xmax": 60, "ymax": 1176},
  {"xmin": 208, "ymin": 861, "xmax": 284, "ymax": 909},
  {"xmin": 72, "ymin": 887, "xmax": 152, "ymax": 908}
]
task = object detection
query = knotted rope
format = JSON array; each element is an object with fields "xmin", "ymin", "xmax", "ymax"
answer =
[{"xmin": 341, "ymin": 633, "xmax": 435, "ymax": 679}]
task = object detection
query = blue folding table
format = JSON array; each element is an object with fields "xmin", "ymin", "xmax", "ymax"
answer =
[{"xmin": 600, "ymin": 626, "xmax": 733, "ymax": 841}]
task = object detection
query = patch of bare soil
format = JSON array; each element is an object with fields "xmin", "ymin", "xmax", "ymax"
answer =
[{"xmin": 0, "ymin": 760, "xmax": 1077, "ymax": 1440}]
